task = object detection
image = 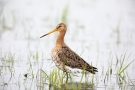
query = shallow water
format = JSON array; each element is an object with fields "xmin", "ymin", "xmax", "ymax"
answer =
[{"xmin": 0, "ymin": 0, "xmax": 135, "ymax": 90}]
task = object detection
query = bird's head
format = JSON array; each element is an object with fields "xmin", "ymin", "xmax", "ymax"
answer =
[{"xmin": 40, "ymin": 23, "xmax": 66, "ymax": 38}]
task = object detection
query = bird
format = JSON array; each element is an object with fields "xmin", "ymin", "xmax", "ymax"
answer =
[{"xmin": 40, "ymin": 23, "xmax": 98, "ymax": 75}]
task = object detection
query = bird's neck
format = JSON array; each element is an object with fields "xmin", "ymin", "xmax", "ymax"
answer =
[{"xmin": 56, "ymin": 31, "xmax": 66, "ymax": 47}]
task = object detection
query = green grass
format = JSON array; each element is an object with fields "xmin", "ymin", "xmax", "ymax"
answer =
[
  {"xmin": 0, "ymin": 50, "xmax": 134, "ymax": 90},
  {"xmin": 25, "ymin": 52, "xmax": 135, "ymax": 90},
  {"xmin": 116, "ymin": 53, "xmax": 134, "ymax": 84}
]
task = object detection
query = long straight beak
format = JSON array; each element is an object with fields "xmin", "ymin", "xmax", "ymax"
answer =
[{"xmin": 40, "ymin": 28, "xmax": 57, "ymax": 38}]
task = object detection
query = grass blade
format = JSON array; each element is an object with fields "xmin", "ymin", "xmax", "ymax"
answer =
[{"xmin": 118, "ymin": 60, "xmax": 134, "ymax": 75}]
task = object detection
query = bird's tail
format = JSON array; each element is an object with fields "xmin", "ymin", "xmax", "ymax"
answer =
[{"xmin": 87, "ymin": 66, "xmax": 98, "ymax": 74}]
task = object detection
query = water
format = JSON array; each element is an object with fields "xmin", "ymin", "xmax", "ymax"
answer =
[{"xmin": 0, "ymin": 0, "xmax": 135, "ymax": 90}]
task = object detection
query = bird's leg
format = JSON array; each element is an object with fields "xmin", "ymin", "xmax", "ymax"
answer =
[
  {"xmin": 69, "ymin": 74, "xmax": 73, "ymax": 83},
  {"xmin": 65, "ymin": 72, "xmax": 68, "ymax": 83}
]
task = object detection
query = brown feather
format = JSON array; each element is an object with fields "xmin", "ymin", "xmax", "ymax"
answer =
[{"xmin": 52, "ymin": 45, "xmax": 98, "ymax": 74}]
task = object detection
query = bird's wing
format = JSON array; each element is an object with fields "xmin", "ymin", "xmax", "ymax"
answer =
[{"xmin": 57, "ymin": 46, "xmax": 98, "ymax": 74}]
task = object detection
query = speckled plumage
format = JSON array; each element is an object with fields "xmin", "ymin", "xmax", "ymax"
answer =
[
  {"xmin": 51, "ymin": 45, "xmax": 98, "ymax": 74},
  {"xmin": 41, "ymin": 23, "xmax": 98, "ymax": 74}
]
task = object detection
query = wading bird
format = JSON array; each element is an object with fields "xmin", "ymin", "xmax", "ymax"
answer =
[{"xmin": 40, "ymin": 23, "xmax": 98, "ymax": 76}]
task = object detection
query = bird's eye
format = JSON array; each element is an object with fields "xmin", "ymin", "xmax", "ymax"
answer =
[{"xmin": 56, "ymin": 25, "xmax": 61, "ymax": 29}]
